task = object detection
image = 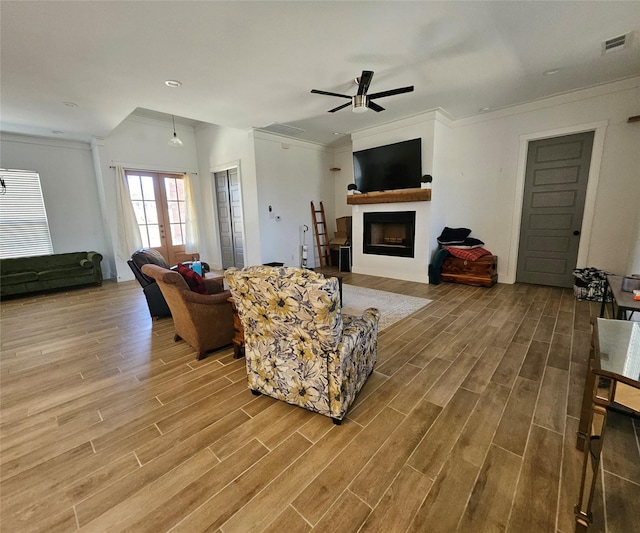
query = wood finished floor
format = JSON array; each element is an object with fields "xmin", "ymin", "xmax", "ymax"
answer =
[{"xmin": 1, "ymin": 270, "xmax": 639, "ymax": 533}]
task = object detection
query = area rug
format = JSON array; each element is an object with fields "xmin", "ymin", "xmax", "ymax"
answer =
[{"xmin": 341, "ymin": 284, "xmax": 432, "ymax": 331}]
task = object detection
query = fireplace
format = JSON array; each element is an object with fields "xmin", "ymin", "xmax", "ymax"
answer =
[{"xmin": 363, "ymin": 211, "xmax": 416, "ymax": 258}]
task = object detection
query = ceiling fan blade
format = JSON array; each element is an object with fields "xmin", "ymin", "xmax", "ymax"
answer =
[
  {"xmin": 368, "ymin": 86, "xmax": 414, "ymax": 99},
  {"xmin": 357, "ymin": 70, "xmax": 374, "ymax": 95},
  {"xmin": 328, "ymin": 102, "xmax": 352, "ymax": 113},
  {"xmin": 368, "ymin": 101, "xmax": 385, "ymax": 112},
  {"xmin": 311, "ymin": 89, "xmax": 351, "ymax": 99}
]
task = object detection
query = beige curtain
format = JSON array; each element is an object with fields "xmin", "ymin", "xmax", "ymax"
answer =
[
  {"xmin": 115, "ymin": 165, "xmax": 142, "ymax": 260},
  {"xmin": 184, "ymin": 172, "xmax": 200, "ymax": 255}
]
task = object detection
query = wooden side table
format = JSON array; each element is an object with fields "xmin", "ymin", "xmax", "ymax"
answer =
[
  {"xmin": 227, "ymin": 297, "xmax": 245, "ymax": 359},
  {"xmin": 575, "ymin": 318, "xmax": 640, "ymax": 531}
]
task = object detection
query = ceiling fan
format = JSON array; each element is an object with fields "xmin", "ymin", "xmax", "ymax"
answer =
[{"xmin": 311, "ymin": 70, "xmax": 414, "ymax": 113}]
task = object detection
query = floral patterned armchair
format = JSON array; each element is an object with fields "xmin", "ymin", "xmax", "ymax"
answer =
[{"xmin": 225, "ymin": 266, "xmax": 379, "ymax": 424}]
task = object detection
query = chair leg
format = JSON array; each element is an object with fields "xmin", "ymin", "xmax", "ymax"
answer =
[
  {"xmin": 332, "ymin": 417, "xmax": 342, "ymax": 425},
  {"xmin": 174, "ymin": 334, "xmax": 181, "ymax": 342},
  {"xmin": 250, "ymin": 389, "xmax": 261, "ymax": 396},
  {"xmin": 197, "ymin": 350, "xmax": 207, "ymax": 360}
]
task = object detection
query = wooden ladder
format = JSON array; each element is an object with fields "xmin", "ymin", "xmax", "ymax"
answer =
[{"xmin": 310, "ymin": 201, "xmax": 332, "ymax": 267}]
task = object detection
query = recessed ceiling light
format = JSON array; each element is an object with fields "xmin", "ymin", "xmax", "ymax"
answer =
[
  {"xmin": 63, "ymin": 101, "xmax": 78, "ymax": 107},
  {"xmin": 480, "ymin": 107, "xmax": 491, "ymax": 112},
  {"xmin": 543, "ymin": 68, "xmax": 561, "ymax": 76},
  {"xmin": 52, "ymin": 130, "xmax": 64, "ymax": 135},
  {"xmin": 165, "ymin": 80, "xmax": 182, "ymax": 88},
  {"xmin": 333, "ymin": 132, "xmax": 342, "ymax": 136}
]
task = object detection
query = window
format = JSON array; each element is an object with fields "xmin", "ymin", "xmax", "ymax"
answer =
[
  {"xmin": 0, "ymin": 169, "xmax": 53, "ymax": 259},
  {"xmin": 126, "ymin": 170, "xmax": 193, "ymax": 265}
]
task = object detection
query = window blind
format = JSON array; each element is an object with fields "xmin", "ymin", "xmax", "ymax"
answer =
[{"xmin": 0, "ymin": 169, "xmax": 54, "ymax": 258}]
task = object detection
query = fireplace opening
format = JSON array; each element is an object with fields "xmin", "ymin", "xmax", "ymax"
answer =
[{"xmin": 363, "ymin": 211, "xmax": 416, "ymax": 258}]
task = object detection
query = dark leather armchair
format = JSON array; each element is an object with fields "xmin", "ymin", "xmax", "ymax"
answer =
[{"xmin": 128, "ymin": 249, "xmax": 173, "ymax": 318}]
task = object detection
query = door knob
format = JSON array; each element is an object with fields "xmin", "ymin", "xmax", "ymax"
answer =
[{"xmin": 573, "ymin": 230, "xmax": 581, "ymax": 236}]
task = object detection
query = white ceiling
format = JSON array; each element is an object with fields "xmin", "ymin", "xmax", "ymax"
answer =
[{"xmin": 1, "ymin": 1, "xmax": 639, "ymax": 146}]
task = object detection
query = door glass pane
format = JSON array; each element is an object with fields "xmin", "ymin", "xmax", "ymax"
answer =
[
  {"xmin": 144, "ymin": 201, "xmax": 158, "ymax": 224},
  {"xmin": 140, "ymin": 229, "xmax": 150, "ymax": 248},
  {"xmin": 165, "ymin": 178, "xmax": 178, "ymax": 200},
  {"xmin": 141, "ymin": 175, "xmax": 155, "ymax": 199},
  {"xmin": 176, "ymin": 178, "xmax": 185, "ymax": 200},
  {"xmin": 148, "ymin": 225, "xmax": 161, "ymax": 247},
  {"xmin": 170, "ymin": 223, "xmax": 184, "ymax": 245},
  {"xmin": 167, "ymin": 201, "xmax": 181, "ymax": 223},
  {"xmin": 128, "ymin": 175, "xmax": 142, "ymax": 200},
  {"xmin": 131, "ymin": 200, "xmax": 146, "ymax": 224}
]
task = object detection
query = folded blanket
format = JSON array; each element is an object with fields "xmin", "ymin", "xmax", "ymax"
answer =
[
  {"xmin": 429, "ymin": 248, "xmax": 450, "ymax": 284},
  {"xmin": 443, "ymin": 246, "xmax": 492, "ymax": 261}
]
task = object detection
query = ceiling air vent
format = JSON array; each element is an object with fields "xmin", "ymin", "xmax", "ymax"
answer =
[
  {"xmin": 602, "ymin": 32, "xmax": 633, "ymax": 54},
  {"xmin": 262, "ymin": 123, "xmax": 306, "ymax": 137}
]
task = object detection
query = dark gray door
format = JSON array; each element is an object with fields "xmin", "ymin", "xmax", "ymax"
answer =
[
  {"xmin": 516, "ymin": 131, "xmax": 594, "ymax": 287},
  {"xmin": 214, "ymin": 168, "xmax": 244, "ymax": 269}
]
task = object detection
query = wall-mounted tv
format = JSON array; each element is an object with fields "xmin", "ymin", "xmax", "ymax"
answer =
[{"xmin": 353, "ymin": 138, "xmax": 422, "ymax": 193}]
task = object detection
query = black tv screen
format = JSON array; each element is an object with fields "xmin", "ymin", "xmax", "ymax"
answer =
[{"xmin": 353, "ymin": 138, "xmax": 422, "ymax": 193}]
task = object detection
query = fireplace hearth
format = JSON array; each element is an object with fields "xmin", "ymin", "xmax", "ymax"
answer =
[{"xmin": 363, "ymin": 211, "xmax": 416, "ymax": 258}]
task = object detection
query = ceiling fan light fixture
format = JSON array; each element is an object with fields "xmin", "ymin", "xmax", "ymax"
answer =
[
  {"xmin": 168, "ymin": 115, "xmax": 183, "ymax": 147},
  {"xmin": 352, "ymin": 95, "xmax": 368, "ymax": 113}
]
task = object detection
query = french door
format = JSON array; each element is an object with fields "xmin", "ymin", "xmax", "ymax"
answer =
[{"xmin": 126, "ymin": 170, "xmax": 197, "ymax": 266}]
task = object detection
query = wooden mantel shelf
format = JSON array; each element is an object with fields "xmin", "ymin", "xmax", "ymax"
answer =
[{"xmin": 347, "ymin": 188, "xmax": 431, "ymax": 204}]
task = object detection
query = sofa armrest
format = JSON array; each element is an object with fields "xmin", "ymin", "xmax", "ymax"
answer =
[
  {"xmin": 80, "ymin": 252, "xmax": 103, "ymax": 269},
  {"xmin": 88, "ymin": 251, "xmax": 103, "ymax": 264}
]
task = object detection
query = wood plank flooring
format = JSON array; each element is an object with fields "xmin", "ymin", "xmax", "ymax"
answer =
[{"xmin": 1, "ymin": 270, "xmax": 638, "ymax": 532}]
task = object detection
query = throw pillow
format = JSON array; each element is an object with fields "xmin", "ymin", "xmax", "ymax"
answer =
[
  {"xmin": 444, "ymin": 246, "xmax": 492, "ymax": 261},
  {"xmin": 177, "ymin": 263, "xmax": 208, "ymax": 294},
  {"xmin": 437, "ymin": 227, "xmax": 472, "ymax": 245}
]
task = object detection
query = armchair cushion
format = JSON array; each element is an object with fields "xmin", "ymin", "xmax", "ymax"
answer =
[{"xmin": 225, "ymin": 265, "xmax": 379, "ymax": 421}]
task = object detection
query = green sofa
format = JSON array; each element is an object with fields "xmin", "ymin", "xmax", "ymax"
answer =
[{"xmin": 1, "ymin": 251, "xmax": 103, "ymax": 297}]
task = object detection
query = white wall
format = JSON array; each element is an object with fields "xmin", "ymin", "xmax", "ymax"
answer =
[
  {"xmin": 0, "ymin": 133, "xmax": 111, "ymax": 274},
  {"xmin": 445, "ymin": 78, "xmax": 640, "ymax": 281},
  {"xmin": 333, "ymin": 141, "xmax": 355, "ymax": 219},
  {"xmin": 194, "ymin": 123, "xmax": 259, "ymax": 269},
  {"xmin": 335, "ymin": 78, "xmax": 640, "ymax": 283},
  {"xmin": 253, "ymin": 131, "xmax": 334, "ymax": 268},
  {"xmin": 98, "ymin": 115, "xmax": 200, "ymax": 280}
]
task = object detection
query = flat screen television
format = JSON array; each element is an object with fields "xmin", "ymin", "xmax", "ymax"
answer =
[{"xmin": 353, "ymin": 138, "xmax": 422, "ymax": 193}]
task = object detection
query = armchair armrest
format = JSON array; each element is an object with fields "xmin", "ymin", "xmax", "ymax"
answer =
[
  {"xmin": 181, "ymin": 288, "xmax": 232, "ymax": 306},
  {"xmin": 203, "ymin": 276, "xmax": 225, "ymax": 294},
  {"xmin": 336, "ymin": 308, "xmax": 379, "ymax": 361}
]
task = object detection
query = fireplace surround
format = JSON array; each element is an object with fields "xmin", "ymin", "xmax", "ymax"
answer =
[
  {"xmin": 363, "ymin": 211, "xmax": 416, "ymax": 258},
  {"xmin": 350, "ymin": 195, "xmax": 431, "ymax": 284}
]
